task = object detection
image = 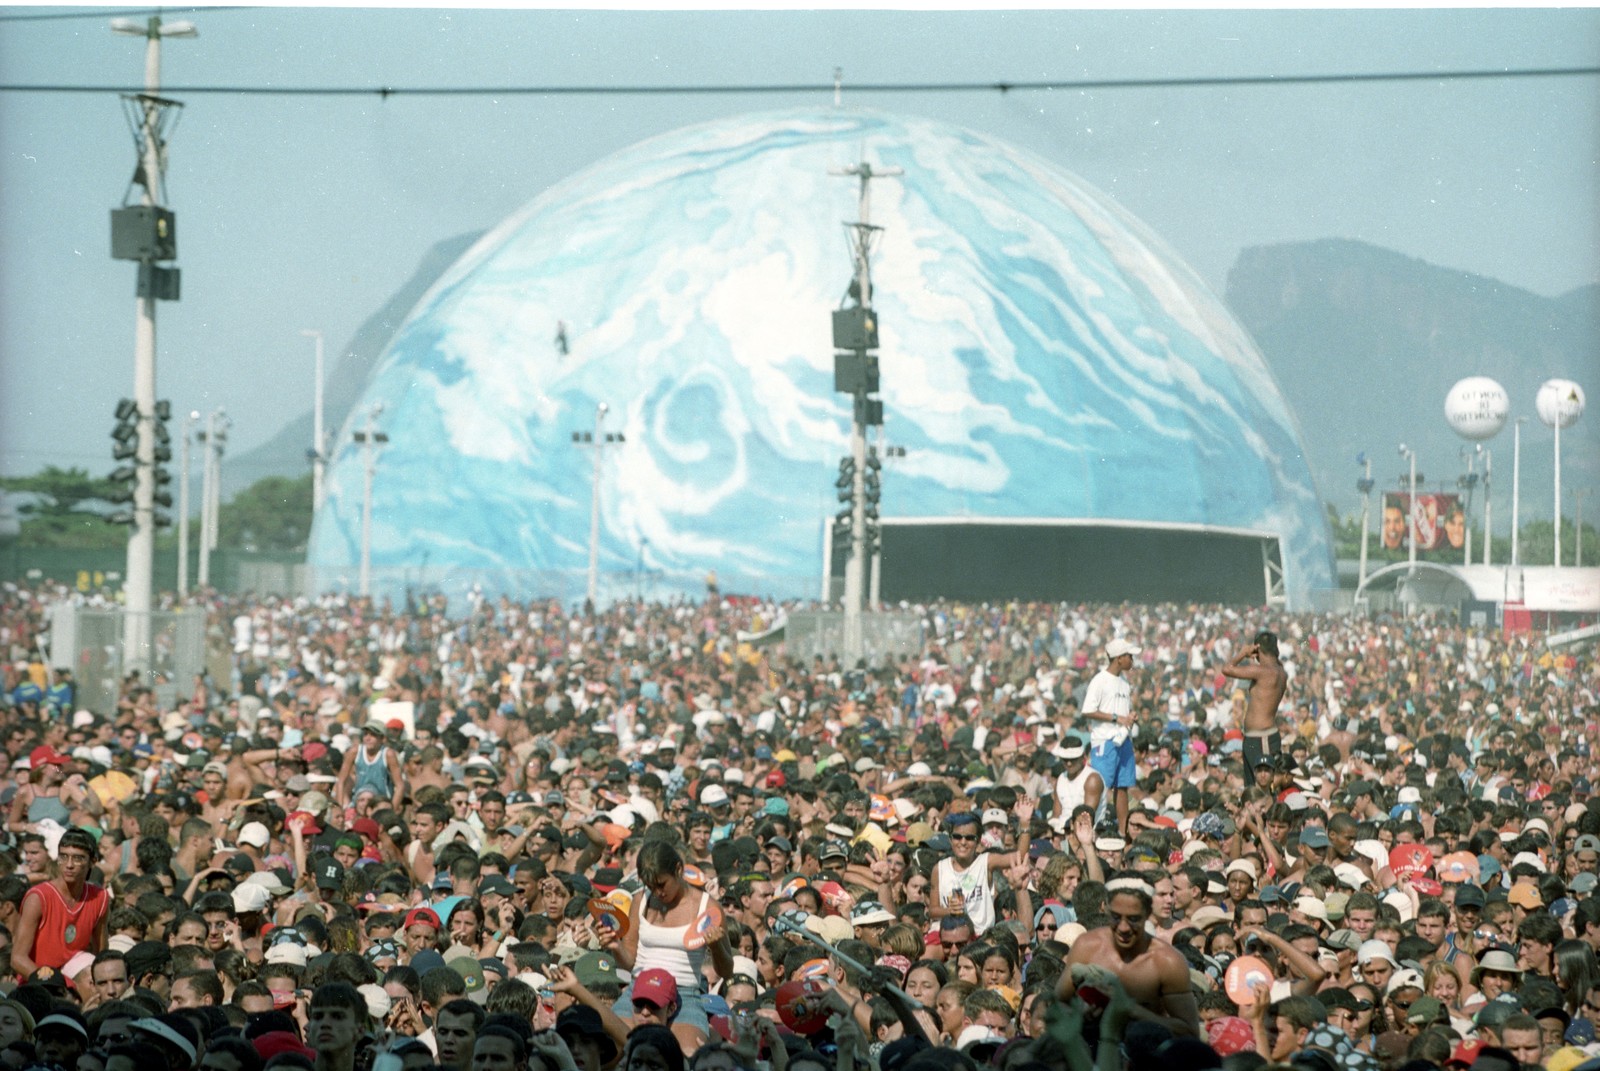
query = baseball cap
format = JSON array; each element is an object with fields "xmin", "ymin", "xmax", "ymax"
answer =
[
  {"xmin": 315, "ymin": 860, "xmax": 344, "ymax": 890},
  {"xmin": 30, "ymin": 745, "xmax": 69, "ymax": 768},
  {"xmin": 448, "ymin": 957, "xmax": 488, "ymax": 1005},
  {"xmin": 365, "ymin": 939, "xmax": 402, "ymax": 964},
  {"xmin": 1106, "ymin": 638, "xmax": 1141, "ymax": 660},
  {"xmin": 238, "ymin": 822, "xmax": 271, "ymax": 849},
  {"xmin": 632, "ymin": 968, "xmax": 679, "ymax": 1010},
  {"xmin": 574, "ymin": 951, "xmax": 620, "ymax": 990},
  {"xmin": 231, "ymin": 883, "xmax": 272, "ymax": 914}
]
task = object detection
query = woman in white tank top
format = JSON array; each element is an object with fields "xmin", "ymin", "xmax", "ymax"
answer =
[{"xmin": 604, "ymin": 840, "xmax": 734, "ymax": 1052}]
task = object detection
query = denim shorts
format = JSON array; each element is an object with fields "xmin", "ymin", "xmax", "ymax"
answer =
[{"xmin": 612, "ymin": 978, "xmax": 708, "ymax": 1032}]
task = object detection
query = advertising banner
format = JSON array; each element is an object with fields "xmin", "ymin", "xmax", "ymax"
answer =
[{"xmin": 1382, "ymin": 493, "xmax": 1465, "ymax": 558}]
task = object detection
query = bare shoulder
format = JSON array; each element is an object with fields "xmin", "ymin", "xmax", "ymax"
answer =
[
  {"xmin": 1146, "ymin": 936, "xmax": 1193, "ymax": 982},
  {"xmin": 1065, "ymin": 926, "xmax": 1112, "ymax": 963}
]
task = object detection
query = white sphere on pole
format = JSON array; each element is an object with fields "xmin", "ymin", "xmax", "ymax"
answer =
[
  {"xmin": 1536, "ymin": 379, "xmax": 1586, "ymax": 430},
  {"xmin": 1444, "ymin": 377, "xmax": 1510, "ymax": 441}
]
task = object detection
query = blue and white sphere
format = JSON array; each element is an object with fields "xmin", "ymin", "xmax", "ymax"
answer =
[{"xmin": 309, "ymin": 107, "xmax": 1333, "ymax": 605}]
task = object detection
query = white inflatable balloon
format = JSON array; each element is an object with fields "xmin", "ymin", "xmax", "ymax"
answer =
[
  {"xmin": 1444, "ymin": 377, "xmax": 1509, "ymax": 441},
  {"xmin": 1536, "ymin": 379, "xmax": 1586, "ymax": 430}
]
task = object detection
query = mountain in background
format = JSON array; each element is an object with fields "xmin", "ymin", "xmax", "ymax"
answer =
[
  {"xmin": 1226, "ymin": 239, "xmax": 1598, "ymax": 521},
  {"xmin": 234, "ymin": 233, "xmax": 1598, "ymax": 535},
  {"xmin": 226, "ymin": 231, "xmax": 483, "ymax": 494}
]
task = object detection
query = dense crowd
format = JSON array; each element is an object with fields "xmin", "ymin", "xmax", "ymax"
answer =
[{"xmin": 0, "ymin": 580, "xmax": 1596, "ymax": 1071}]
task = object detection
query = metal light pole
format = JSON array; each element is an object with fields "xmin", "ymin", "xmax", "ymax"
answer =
[
  {"xmin": 1399, "ymin": 443, "xmax": 1418, "ymax": 573},
  {"xmin": 111, "ymin": 13, "xmax": 194, "ymax": 671},
  {"xmin": 353, "ymin": 405, "xmax": 388, "ymax": 599},
  {"xmin": 1512, "ymin": 418, "xmax": 1525, "ymax": 566},
  {"xmin": 1482, "ymin": 447, "xmax": 1493, "ymax": 566},
  {"xmin": 1555, "ymin": 414, "xmax": 1564, "ymax": 567},
  {"xmin": 588, "ymin": 402, "xmax": 608, "ymax": 607},
  {"xmin": 830, "ymin": 158, "xmax": 899, "ymax": 664},
  {"xmin": 207, "ymin": 410, "xmax": 228, "ymax": 578},
  {"xmin": 1575, "ymin": 489, "xmax": 1589, "ymax": 568},
  {"xmin": 569, "ymin": 406, "xmax": 624, "ymax": 610},
  {"xmin": 197, "ymin": 409, "xmax": 215, "ymax": 588},
  {"xmin": 301, "ymin": 329, "xmax": 326, "ymax": 512},
  {"xmin": 1356, "ymin": 453, "xmax": 1374, "ymax": 590},
  {"xmin": 176, "ymin": 409, "xmax": 197, "ymax": 595},
  {"xmin": 1459, "ymin": 446, "xmax": 1478, "ymax": 566}
]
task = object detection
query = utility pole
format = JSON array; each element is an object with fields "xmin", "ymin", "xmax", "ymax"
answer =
[
  {"xmin": 1399, "ymin": 443, "xmax": 1418, "ymax": 576},
  {"xmin": 1575, "ymin": 489, "xmax": 1589, "ymax": 568},
  {"xmin": 353, "ymin": 405, "xmax": 389, "ymax": 599},
  {"xmin": 571, "ymin": 402, "xmax": 624, "ymax": 609},
  {"xmin": 196, "ymin": 408, "xmax": 227, "ymax": 589},
  {"xmin": 1356, "ymin": 454, "xmax": 1374, "ymax": 591},
  {"xmin": 1459, "ymin": 446, "xmax": 1479, "ymax": 566},
  {"xmin": 109, "ymin": 13, "xmax": 193, "ymax": 672},
  {"xmin": 177, "ymin": 409, "xmax": 197, "ymax": 595},
  {"xmin": 1482, "ymin": 446, "xmax": 1493, "ymax": 566},
  {"xmin": 1512, "ymin": 418, "xmax": 1524, "ymax": 566},
  {"xmin": 302, "ymin": 329, "xmax": 326, "ymax": 512},
  {"xmin": 829, "ymin": 158, "xmax": 899, "ymax": 664}
]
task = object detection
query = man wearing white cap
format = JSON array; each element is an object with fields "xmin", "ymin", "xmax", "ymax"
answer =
[
  {"xmin": 1053, "ymin": 732, "xmax": 1105, "ymax": 825},
  {"xmin": 1085, "ymin": 638, "xmax": 1140, "ymax": 835}
]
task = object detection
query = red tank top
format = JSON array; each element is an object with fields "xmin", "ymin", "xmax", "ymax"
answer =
[{"xmin": 24, "ymin": 880, "xmax": 109, "ymax": 970}]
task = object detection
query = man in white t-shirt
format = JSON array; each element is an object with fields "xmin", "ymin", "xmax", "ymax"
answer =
[{"xmin": 1084, "ymin": 638, "xmax": 1139, "ymax": 835}]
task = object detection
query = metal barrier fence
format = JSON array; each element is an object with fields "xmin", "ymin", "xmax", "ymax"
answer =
[
  {"xmin": 782, "ymin": 610, "xmax": 925, "ymax": 664},
  {"xmin": 47, "ymin": 604, "xmax": 206, "ymax": 716}
]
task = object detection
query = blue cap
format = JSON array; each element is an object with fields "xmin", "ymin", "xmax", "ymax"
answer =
[{"xmin": 410, "ymin": 949, "xmax": 447, "ymax": 976}]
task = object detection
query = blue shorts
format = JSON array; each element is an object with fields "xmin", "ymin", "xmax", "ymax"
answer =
[
  {"xmin": 612, "ymin": 979, "xmax": 708, "ymax": 1033},
  {"xmin": 1091, "ymin": 737, "xmax": 1137, "ymax": 789}
]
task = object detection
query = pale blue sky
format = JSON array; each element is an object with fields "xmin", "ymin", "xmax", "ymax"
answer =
[{"xmin": 2, "ymin": 6, "xmax": 1597, "ymax": 510}]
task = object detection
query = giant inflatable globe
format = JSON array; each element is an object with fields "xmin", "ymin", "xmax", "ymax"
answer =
[{"xmin": 308, "ymin": 107, "xmax": 1333, "ymax": 605}]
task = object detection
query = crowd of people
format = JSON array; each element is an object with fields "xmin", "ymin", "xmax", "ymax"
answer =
[{"xmin": 0, "ymin": 579, "xmax": 1595, "ymax": 1071}]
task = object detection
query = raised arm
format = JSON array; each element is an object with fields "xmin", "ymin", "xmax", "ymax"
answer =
[{"xmin": 1220, "ymin": 644, "xmax": 1266, "ymax": 681}]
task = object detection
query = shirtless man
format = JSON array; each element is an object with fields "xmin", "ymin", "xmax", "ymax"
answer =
[
  {"xmin": 1062, "ymin": 876, "xmax": 1199, "ymax": 1036},
  {"xmin": 1221, "ymin": 630, "xmax": 1288, "ymax": 781}
]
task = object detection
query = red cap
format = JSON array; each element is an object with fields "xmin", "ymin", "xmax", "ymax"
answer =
[
  {"xmin": 385, "ymin": 718, "xmax": 405, "ymax": 731},
  {"xmin": 351, "ymin": 818, "xmax": 381, "ymax": 841},
  {"xmin": 766, "ymin": 769, "xmax": 786, "ymax": 789},
  {"xmin": 631, "ymin": 968, "xmax": 679, "ymax": 1010},
  {"xmin": 405, "ymin": 907, "xmax": 441, "ymax": 931},
  {"xmin": 301, "ymin": 742, "xmax": 328, "ymax": 763},
  {"xmin": 1448, "ymin": 1040, "xmax": 1483, "ymax": 1067},
  {"xmin": 254, "ymin": 1032, "xmax": 315, "ymax": 1063},
  {"xmin": 29, "ymin": 745, "xmax": 68, "ymax": 768},
  {"xmin": 285, "ymin": 811, "xmax": 324, "ymax": 836}
]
